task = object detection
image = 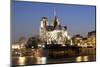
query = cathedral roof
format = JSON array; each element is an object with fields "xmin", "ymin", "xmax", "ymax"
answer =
[
  {"xmin": 46, "ymin": 25, "xmax": 64, "ymax": 31},
  {"xmin": 46, "ymin": 26, "xmax": 54, "ymax": 31},
  {"xmin": 54, "ymin": 25, "xmax": 62, "ymax": 30}
]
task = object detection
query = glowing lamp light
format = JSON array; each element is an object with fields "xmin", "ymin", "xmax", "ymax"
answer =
[{"xmin": 32, "ymin": 46, "xmax": 34, "ymax": 49}]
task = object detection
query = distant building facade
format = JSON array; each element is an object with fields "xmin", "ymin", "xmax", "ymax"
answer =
[
  {"xmin": 12, "ymin": 42, "xmax": 20, "ymax": 49},
  {"xmin": 72, "ymin": 34, "xmax": 83, "ymax": 46},
  {"xmin": 72, "ymin": 31, "xmax": 96, "ymax": 47},
  {"xmin": 87, "ymin": 31, "xmax": 96, "ymax": 47}
]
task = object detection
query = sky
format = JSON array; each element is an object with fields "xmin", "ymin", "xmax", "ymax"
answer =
[{"xmin": 11, "ymin": 1, "xmax": 96, "ymax": 42}]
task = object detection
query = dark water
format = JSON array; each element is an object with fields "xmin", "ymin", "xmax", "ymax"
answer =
[{"xmin": 12, "ymin": 55, "xmax": 96, "ymax": 66}]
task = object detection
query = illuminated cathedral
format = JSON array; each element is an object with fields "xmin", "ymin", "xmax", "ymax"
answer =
[{"xmin": 39, "ymin": 10, "xmax": 71, "ymax": 46}]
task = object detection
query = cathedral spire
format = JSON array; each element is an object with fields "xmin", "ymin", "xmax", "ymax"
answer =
[
  {"xmin": 53, "ymin": 8, "xmax": 60, "ymax": 28},
  {"xmin": 54, "ymin": 8, "xmax": 56, "ymax": 17}
]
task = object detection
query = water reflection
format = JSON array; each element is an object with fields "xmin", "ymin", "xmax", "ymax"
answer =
[
  {"xmin": 76, "ymin": 56, "xmax": 82, "ymax": 62},
  {"xmin": 13, "ymin": 55, "xmax": 95, "ymax": 65},
  {"xmin": 35, "ymin": 57, "xmax": 46, "ymax": 64},
  {"xmin": 18, "ymin": 57, "xmax": 46, "ymax": 65},
  {"xmin": 18, "ymin": 57, "xmax": 26, "ymax": 65},
  {"xmin": 83, "ymin": 56, "xmax": 88, "ymax": 61},
  {"xmin": 76, "ymin": 56, "xmax": 88, "ymax": 62}
]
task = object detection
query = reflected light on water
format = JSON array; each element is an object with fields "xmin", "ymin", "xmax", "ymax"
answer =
[
  {"xmin": 36, "ymin": 57, "xmax": 41, "ymax": 64},
  {"xmin": 76, "ymin": 56, "xmax": 82, "ymax": 62},
  {"xmin": 18, "ymin": 57, "xmax": 26, "ymax": 65},
  {"xmin": 76, "ymin": 56, "xmax": 89, "ymax": 62},
  {"xmin": 41, "ymin": 57, "xmax": 46, "ymax": 64},
  {"xmin": 83, "ymin": 56, "xmax": 88, "ymax": 61},
  {"xmin": 36, "ymin": 57, "xmax": 46, "ymax": 64}
]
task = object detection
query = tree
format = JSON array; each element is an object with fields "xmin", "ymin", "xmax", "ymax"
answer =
[{"xmin": 26, "ymin": 37, "xmax": 38, "ymax": 49}]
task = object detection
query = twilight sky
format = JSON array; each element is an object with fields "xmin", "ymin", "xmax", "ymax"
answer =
[{"xmin": 11, "ymin": 1, "xmax": 96, "ymax": 42}]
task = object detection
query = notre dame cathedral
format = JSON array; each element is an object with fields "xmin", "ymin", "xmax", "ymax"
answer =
[{"xmin": 39, "ymin": 11, "xmax": 71, "ymax": 46}]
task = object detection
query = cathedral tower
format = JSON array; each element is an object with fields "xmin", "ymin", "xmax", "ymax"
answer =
[{"xmin": 40, "ymin": 17, "xmax": 48, "ymax": 41}]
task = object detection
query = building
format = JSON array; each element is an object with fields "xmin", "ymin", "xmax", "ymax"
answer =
[
  {"xmin": 87, "ymin": 31, "xmax": 96, "ymax": 47},
  {"xmin": 72, "ymin": 34, "xmax": 83, "ymax": 46},
  {"xmin": 12, "ymin": 37, "xmax": 26, "ymax": 49},
  {"xmin": 72, "ymin": 31, "xmax": 96, "ymax": 47},
  {"xmin": 12, "ymin": 42, "xmax": 20, "ymax": 49},
  {"xmin": 39, "ymin": 11, "xmax": 70, "ymax": 46}
]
